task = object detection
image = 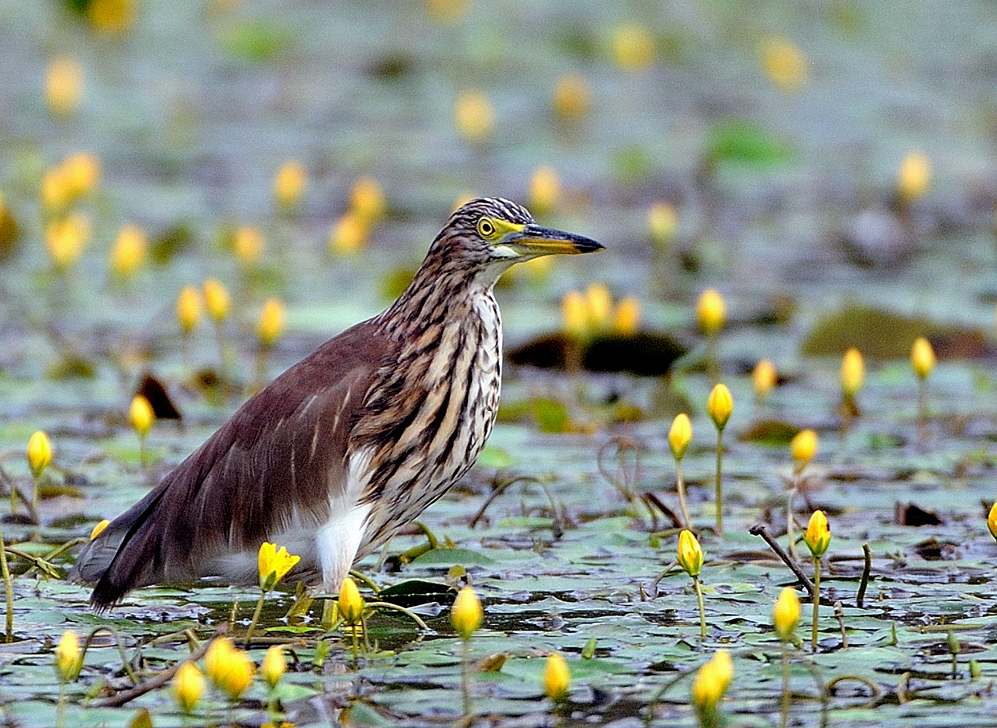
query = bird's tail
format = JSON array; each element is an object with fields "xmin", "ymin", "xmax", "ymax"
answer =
[{"xmin": 68, "ymin": 484, "xmax": 169, "ymax": 611}]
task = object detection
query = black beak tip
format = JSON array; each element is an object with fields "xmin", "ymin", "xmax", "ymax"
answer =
[{"xmin": 577, "ymin": 237, "xmax": 605, "ymax": 253}]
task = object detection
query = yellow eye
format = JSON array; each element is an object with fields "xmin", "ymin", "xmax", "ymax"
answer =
[{"xmin": 477, "ymin": 218, "xmax": 496, "ymax": 238}]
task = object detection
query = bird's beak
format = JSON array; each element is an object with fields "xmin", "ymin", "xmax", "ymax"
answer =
[{"xmin": 504, "ymin": 223, "xmax": 604, "ymax": 256}]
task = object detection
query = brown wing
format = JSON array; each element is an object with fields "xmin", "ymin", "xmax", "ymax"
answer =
[{"xmin": 73, "ymin": 320, "xmax": 393, "ymax": 610}]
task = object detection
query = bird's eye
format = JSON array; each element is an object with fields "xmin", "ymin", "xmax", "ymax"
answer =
[{"xmin": 477, "ymin": 218, "xmax": 496, "ymax": 238}]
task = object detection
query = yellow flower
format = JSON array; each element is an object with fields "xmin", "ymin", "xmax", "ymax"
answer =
[
  {"xmin": 172, "ymin": 661, "xmax": 205, "ymax": 714},
  {"xmin": 87, "ymin": 0, "xmax": 135, "ymax": 34},
  {"xmin": 233, "ymin": 226, "xmax": 264, "ymax": 267},
  {"xmin": 55, "ymin": 629, "xmax": 82, "ymax": 682},
  {"xmin": 696, "ymin": 289, "xmax": 726, "ymax": 335},
  {"xmin": 176, "ymin": 285, "xmax": 202, "ymax": 334},
  {"xmin": 611, "ymin": 24, "xmax": 655, "ymax": 71},
  {"xmin": 109, "ymin": 224, "xmax": 147, "ymax": 279},
  {"xmin": 668, "ymin": 413, "xmax": 692, "ymax": 461},
  {"xmin": 45, "ymin": 57, "xmax": 83, "ymax": 117},
  {"xmin": 804, "ymin": 510, "xmax": 831, "ymax": 558},
  {"xmin": 350, "ymin": 176, "xmax": 386, "ymax": 224},
  {"xmin": 216, "ymin": 645, "xmax": 255, "ymax": 700},
  {"xmin": 772, "ymin": 587, "xmax": 800, "ymax": 642},
  {"xmin": 129, "ymin": 395, "xmax": 155, "ymax": 438},
  {"xmin": 338, "ymin": 576, "xmax": 365, "ymax": 624},
  {"xmin": 204, "ymin": 637, "xmax": 235, "ymax": 684},
  {"xmin": 760, "ymin": 36, "xmax": 808, "ymax": 92},
  {"xmin": 202, "ymin": 278, "xmax": 231, "ymax": 323},
  {"xmin": 840, "ymin": 347, "xmax": 864, "ymax": 398},
  {"xmin": 261, "ymin": 645, "xmax": 286, "ymax": 689},
  {"xmin": 328, "ymin": 212, "xmax": 369, "ymax": 255},
  {"xmin": 612, "ymin": 297, "xmax": 640, "ymax": 336},
  {"xmin": 647, "ymin": 202, "xmax": 678, "ymax": 247},
  {"xmin": 451, "ymin": 585, "xmax": 483, "ymax": 639},
  {"xmin": 543, "ymin": 652, "xmax": 571, "ymax": 701},
  {"xmin": 257, "ymin": 297, "xmax": 286, "ymax": 348},
  {"xmin": 677, "ymin": 529, "xmax": 703, "ymax": 578},
  {"xmin": 707, "ymin": 384, "xmax": 733, "ymax": 431},
  {"xmin": 454, "ymin": 90, "xmax": 495, "ymax": 143},
  {"xmin": 910, "ymin": 336, "xmax": 936, "ymax": 380},
  {"xmin": 273, "ymin": 161, "xmax": 307, "ymax": 209},
  {"xmin": 752, "ymin": 359, "xmax": 777, "ymax": 400},
  {"xmin": 61, "ymin": 153, "xmax": 101, "ymax": 199},
  {"xmin": 897, "ymin": 151, "xmax": 931, "ymax": 203},
  {"xmin": 790, "ymin": 429, "xmax": 818, "ymax": 470},
  {"xmin": 690, "ymin": 649, "xmax": 733, "ymax": 713},
  {"xmin": 528, "ymin": 166, "xmax": 561, "ymax": 215},
  {"xmin": 988, "ymin": 503, "xmax": 997, "ymax": 542},
  {"xmin": 27, "ymin": 430, "xmax": 52, "ymax": 479},
  {"xmin": 561, "ymin": 290, "xmax": 587, "ymax": 339},
  {"xmin": 426, "ymin": 0, "xmax": 469, "ymax": 25},
  {"xmin": 257, "ymin": 541, "xmax": 301, "ymax": 591},
  {"xmin": 41, "ymin": 166, "xmax": 73, "ymax": 212},
  {"xmin": 45, "ymin": 214, "xmax": 90, "ymax": 270},
  {"xmin": 585, "ymin": 282, "xmax": 612, "ymax": 333},
  {"xmin": 552, "ymin": 72, "xmax": 591, "ymax": 122},
  {"xmin": 89, "ymin": 519, "xmax": 110, "ymax": 541}
]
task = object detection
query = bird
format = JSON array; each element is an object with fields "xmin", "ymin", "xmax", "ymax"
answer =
[{"xmin": 71, "ymin": 197, "xmax": 603, "ymax": 610}]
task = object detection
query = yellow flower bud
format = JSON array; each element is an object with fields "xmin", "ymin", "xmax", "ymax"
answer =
[
  {"xmin": 45, "ymin": 213, "xmax": 90, "ymax": 271},
  {"xmin": 988, "ymin": 502, "xmax": 997, "ymax": 542},
  {"xmin": 258, "ymin": 541, "xmax": 301, "ymax": 592},
  {"xmin": 350, "ymin": 176, "xmax": 386, "ymax": 224},
  {"xmin": 897, "ymin": 151, "xmax": 931, "ymax": 203},
  {"xmin": 454, "ymin": 90, "xmax": 495, "ymax": 143},
  {"xmin": 677, "ymin": 529, "xmax": 703, "ymax": 578},
  {"xmin": 752, "ymin": 359, "xmax": 777, "ymax": 400},
  {"xmin": 261, "ymin": 645, "xmax": 286, "ymax": 689},
  {"xmin": 55, "ymin": 630, "xmax": 81, "ymax": 682},
  {"xmin": 760, "ymin": 36, "xmax": 808, "ymax": 92},
  {"xmin": 647, "ymin": 202, "xmax": 678, "ymax": 247},
  {"xmin": 61, "ymin": 153, "xmax": 101, "ymax": 199},
  {"xmin": 129, "ymin": 395, "xmax": 155, "ymax": 438},
  {"xmin": 217, "ymin": 646, "xmax": 255, "ymax": 700},
  {"xmin": 612, "ymin": 296, "xmax": 640, "ymax": 336},
  {"xmin": 707, "ymin": 384, "xmax": 733, "ymax": 431},
  {"xmin": 202, "ymin": 278, "xmax": 231, "ymax": 323},
  {"xmin": 841, "ymin": 347, "xmax": 865, "ymax": 398},
  {"xmin": 696, "ymin": 289, "xmax": 726, "ymax": 336},
  {"xmin": 257, "ymin": 297, "xmax": 286, "ymax": 348},
  {"xmin": 668, "ymin": 413, "xmax": 692, "ymax": 461},
  {"xmin": 41, "ymin": 167, "xmax": 72, "ymax": 212},
  {"xmin": 176, "ymin": 285, "xmax": 202, "ymax": 334},
  {"xmin": 690, "ymin": 649, "xmax": 733, "ymax": 713},
  {"xmin": 451, "ymin": 585, "xmax": 483, "ymax": 640},
  {"xmin": 543, "ymin": 652, "xmax": 571, "ymax": 701},
  {"xmin": 172, "ymin": 661, "xmax": 205, "ymax": 714},
  {"xmin": 552, "ymin": 73, "xmax": 591, "ymax": 122},
  {"xmin": 911, "ymin": 336, "xmax": 935, "ymax": 380},
  {"xmin": 790, "ymin": 429, "xmax": 818, "ymax": 470},
  {"xmin": 611, "ymin": 24, "xmax": 655, "ymax": 71},
  {"xmin": 109, "ymin": 224, "xmax": 147, "ymax": 279},
  {"xmin": 233, "ymin": 226, "xmax": 264, "ymax": 267},
  {"xmin": 528, "ymin": 166, "xmax": 561, "ymax": 215},
  {"xmin": 338, "ymin": 576, "xmax": 365, "ymax": 624},
  {"xmin": 562, "ymin": 290, "xmax": 588, "ymax": 339},
  {"xmin": 45, "ymin": 57, "xmax": 84, "ymax": 117},
  {"xmin": 328, "ymin": 212, "xmax": 369, "ymax": 255},
  {"xmin": 203, "ymin": 637, "xmax": 235, "ymax": 685},
  {"xmin": 772, "ymin": 587, "xmax": 800, "ymax": 642},
  {"xmin": 89, "ymin": 519, "xmax": 110, "ymax": 541},
  {"xmin": 273, "ymin": 161, "xmax": 307, "ymax": 209},
  {"xmin": 27, "ymin": 430, "xmax": 52, "ymax": 479},
  {"xmin": 87, "ymin": 0, "xmax": 136, "ymax": 35},
  {"xmin": 804, "ymin": 510, "xmax": 831, "ymax": 558},
  {"xmin": 585, "ymin": 282, "xmax": 612, "ymax": 333}
]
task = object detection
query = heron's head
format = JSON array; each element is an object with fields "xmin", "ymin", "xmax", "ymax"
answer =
[{"xmin": 431, "ymin": 197, "xmax": 603, "ymax": 279}]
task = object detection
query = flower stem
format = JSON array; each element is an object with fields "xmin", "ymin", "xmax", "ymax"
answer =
[
  {"xmin": 31, "ymin": 474, "xmax": 39, "ymax": 515},
  {"xmin": 714, "ymin": 429, "xmax": 724, "ymax": 534},
  {"xmin": 786, "ymin": 476, "xmax": 798, "ymax": 560},
  {"xmin": 812, "ymin": 557, "xmax": 821, "ymax": 653},
  {"xmin": 781, "ymin": 645, "xmax": 790, "ymax": 728},
  {"xmin": 461, "ymin": 636, "xmax": 472, "ymax": 718},
  {"xmin": 917, "ymin": 378, "xmax": 928, "ymax": 446},
  {"xmin": 244, "ymin": 590, "xmax": 265, "ymax": 647},
  {"xmin": 0, "ymin": 526, "xmax": 13, "ymax": 642},
  {"xmin": 675, "ymin": 459, "xmax": 691, "ymax": 529},
  {"xmin": 693, "ymin": 576, "xmax": 706, "ymax": 641}
]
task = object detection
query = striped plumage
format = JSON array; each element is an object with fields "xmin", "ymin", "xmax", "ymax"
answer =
[{"xmin": 71, "ymin": 197, "xmax": 602, "ymax": 609}]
